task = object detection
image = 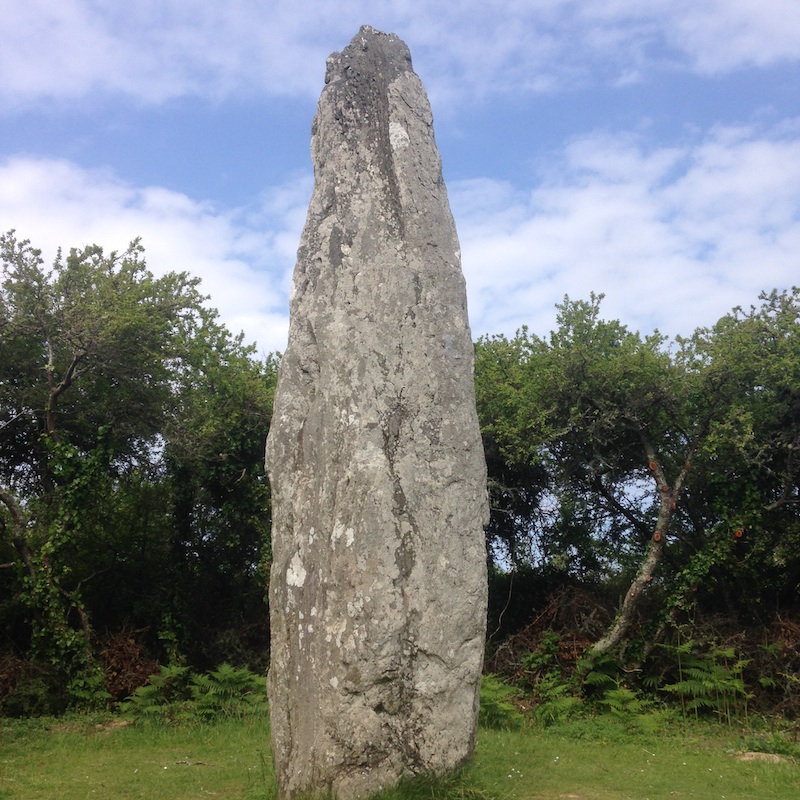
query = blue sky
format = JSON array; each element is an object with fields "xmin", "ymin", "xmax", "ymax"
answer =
[{"xmin": 2, "ymin": 1, "xmax": 799, "ymax": 355}]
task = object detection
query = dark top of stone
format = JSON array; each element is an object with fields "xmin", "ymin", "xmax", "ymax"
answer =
[{"xmin": 325, "ymin": 25, "xmax": 413, "ymax": 85}]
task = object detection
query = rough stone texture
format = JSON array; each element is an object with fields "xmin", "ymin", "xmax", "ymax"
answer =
[{"xmin": 265, "ymin": 26, "xmax": 489, "ymax": 800}]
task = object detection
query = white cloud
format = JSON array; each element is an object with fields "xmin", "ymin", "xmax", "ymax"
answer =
[
  {"xmin": 2, "ymin": 1, "xmax": 798, "ymax": 108},
  {"xmin": 576, "ymin": 1, "xmax": 800, "ymax": 71},
  {"xmin": 664, "ymin": 0, "xmax": 800, "ymax": 72},
  {"xmin": 3, "ymin": 120, "xmax": 800, "ymax": 354},
  {"xmin": 0, "ymin": 156, "xmax": 308, "ymax": 354},
  {"xmin": 452, "ymin": 120, "xmax": 800, "ymax": 340}
]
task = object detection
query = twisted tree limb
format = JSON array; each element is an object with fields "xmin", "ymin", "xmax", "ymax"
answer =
[{"xmin": 590, "ymin": 437, "xmax": 693, "ymax": 657}]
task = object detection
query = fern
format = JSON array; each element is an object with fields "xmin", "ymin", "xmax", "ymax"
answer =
[
  {"xmin": 532, "ymin": 676, "xmax": 582, "ymax": 726},
  {"xmin": 534, "ymin": 693, "xmax": 583, "ymax": 726},
  {"xmin": 121, "ymin": 663, "xmax": 194, "ymax": 723},
  {"xmin": 578, "ymin": 652, "xmax": 623, "ymax": 694},
  {"xmin": 598, "ymin": 686, "xmax": 647, "ymax": 718},
  {"xmin": 582, "ymin": 669, "xmax": 617, "ymax": 690},
  {"xmin": 479, "ymin": 674, "xmax": 524, "ymax": 730},
  {"xmin": 122, "ymin": 663, "xmax": 266, "ymax": 723},
  {"xmin": 660, "ymin": 641, "xmax": 751, "ymax": 724},
  {"xmin": 190, "ymin": 663, "xmax": 267, "ymax": 719}
]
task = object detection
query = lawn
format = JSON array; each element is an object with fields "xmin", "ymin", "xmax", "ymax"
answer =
[
  {"xmin": 1, "ymin": 714, "xmax": 798, "ymax": 799},
  {"xmin": 0, "ymin": 716, "xmax": 273, "ymax": 800},
  {"xmin": 474, "ymin": 719, "xmax": 799, "ymax": 800}
]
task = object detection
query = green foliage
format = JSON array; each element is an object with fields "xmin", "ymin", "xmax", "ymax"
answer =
[
  {"xmin": 476, "ymin": 288, "xmax": 800, "ymax": 657},
  {"xmin": 0, "ymin": 672, "xmax": 66, "ymax": 718},
  {"xmin": 659, "ymin": 638, "xmax": 752, "ymax": 724},
  {"xmin": 578, "ymin": 651, "xmax": 620, "ymax": 690},
  {"xmin": 121, "ymin": 663, "xmax": 195, "ymax": 724},
  {"xmin": 479, "ymin": 674, "xmax": 524, "ymax": 730},
  {"xmin": 531, "ymin": 673, "xmax": 583, "ymax": 726},
  {"xmin": 521, "ymin": 629, "xmax": 562, "ymax": 675},
  {"xmin": 534, "ymin": 690, "xmax": 583, "ymax": 727},
  {"xmin": 65, "ymin": 665, "xmax": 111, "ymax": 711},
  {"xmin": 575, "ymin": 652, "xmax": 650, "ymax": 720},
  {"xmin": 596, "ymin": 686, "xmax": 648, "ymax": 718},
  {"xmin": 190, "ymin": 663, "xmax": 268, "ymax": 719},
  {"xmin": 740, "ymin": 727, "xmax": 800, "ymax": 760},
  {"xmin": 122, "ymin": 663, "xmax": 267, "ymax": 724},
  {"xmin": 512, "ymin": 631, "xmax": 583, "ymax": 725},
  {"xmin": 1, "ymin": 231, "xmax": 278, "ymax": 692},
  {"xmin": 6, "ymin": 225, "xmax": 800, "ymax": 726},
  {"xmin": 476, "ymin": 292, "xmax": 688, "ymax": 606},
  {"xmin": 0, "ymin": 231, "xmax": 207, "ymax": 479}
]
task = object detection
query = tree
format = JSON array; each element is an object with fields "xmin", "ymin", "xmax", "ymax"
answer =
[
  {"xmin": 151, "ymin": 319, "xmax": 277, "ymax": 667},
  {"xmin": 671, "ymin": 288, "xmax": 800, "ymax": 617},
  {"xmin": 1, "ymin": 231, "xmax": 207, "ymax": 678},
  {"xmin": 1, "ymin": 231, "xmax": 277, "ymax": 703},
  {"xmin": 477, "ymin": 295, "xmax": 696, "ymax": 653},
  {"xmin": 1, "ymin": 232, "xmax": 206, "ymax": 487},
  {"xmin": 475, "ymin": 290, "xmax": 800, "ymax": 659}
]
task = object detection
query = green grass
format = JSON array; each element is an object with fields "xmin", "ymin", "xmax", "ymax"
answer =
[
  {"xmin": 474, "ymin": 718, "xmax": 800, "ymax": 800},
  {"xmin": 0, "ymin": 716, "xmax": 274, "ymax": 799},
  {"xmin": 2, "ymin": 714, "xmax": 798, "ymax": 800}
]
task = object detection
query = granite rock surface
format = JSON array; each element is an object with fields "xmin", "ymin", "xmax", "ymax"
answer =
[{"xmin": 266, "ymin": 25, "xmax": 489, "ymax": 799}]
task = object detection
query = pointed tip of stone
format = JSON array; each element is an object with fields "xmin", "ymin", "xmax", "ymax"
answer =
[
  {"xmin": 325, "ymin": 25, "xmax": 413, "ymax": 85},
  {"xmin": 356, "ymin": 24, "xmax": 384, "ymax": 38},
  {"xmin": 353, "ymin": 24, "xmax": 404, "ymax": 46}
]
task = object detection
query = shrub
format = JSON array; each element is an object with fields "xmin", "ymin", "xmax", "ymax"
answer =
[
  {"xmin": 122, "ymin": 662, "xmax": 267, "ymax": 723},
  {"xmin": 479, "ymin": 673, "xmax": 524, "ymax": 730},
  {"xmin": 121, "ymin": 663, "xmax": 194, "ymax": 723},
  {"xmin": 0, "ymin": 657, "xmax": 67, "ymax": 717},
  {"xmin": 190, "ymin": 663, "xmax": 267, "ymax": 719}
]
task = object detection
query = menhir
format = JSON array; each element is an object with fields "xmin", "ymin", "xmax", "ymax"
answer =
[{"xmin": 266, "ymin": 25, "xmax": 489, "ymax": 800}]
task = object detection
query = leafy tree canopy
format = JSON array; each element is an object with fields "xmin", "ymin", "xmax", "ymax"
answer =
[
  {"xmin": 1, "ymin": 232, "xmax": 278, "ymax": 703},
  {"xmin": 476, "ymin": 289, "xmax": 800, "ymax": 656}
]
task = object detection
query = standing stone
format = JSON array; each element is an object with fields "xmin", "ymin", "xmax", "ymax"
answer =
[{"xmin": 265, "ymin": 25, "xmax": 489, "ymax": 800}]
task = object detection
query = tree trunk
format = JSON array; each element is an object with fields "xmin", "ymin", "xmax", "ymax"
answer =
[
  {"xmin": 590, "ymin": 441, "xmax": 691, "ymax": 658},
  {"xmin": 45, "ymin": 343, "xmax": 87, "ymax": 438},
  {"xmin": 2, "ymin": 487, "xmax": 94, "ymax": 659},
  {"xmin": 0, "ymin": 486, "xmax": 36, "ymax": 580}
]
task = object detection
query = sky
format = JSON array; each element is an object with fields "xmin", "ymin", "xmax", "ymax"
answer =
[{"xmin": 1, "ymin": 0, "xmax": 799, "ymax": 356}]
